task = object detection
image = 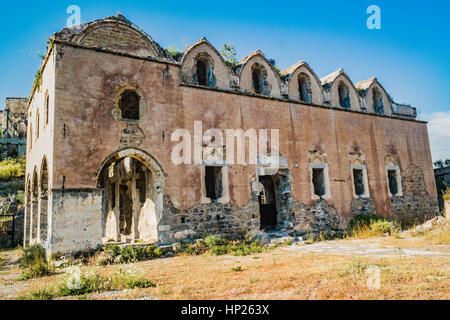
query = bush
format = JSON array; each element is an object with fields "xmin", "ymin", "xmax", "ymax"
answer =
[
  {"xmin": 443, "ymin": 189, "xmax": 450, "ymax": 201},
  {"xmin": 183, "ymin": 236, "xmax": 266, "ymax": 257},
  {"xmin": 0, "ymin": 157, "xmax": 26, "ymax": 181},
  {"xmin": 19, "ymin": 244, "xmax": 53, "ymax": 280},
  {"xmin": 348, "ymin": 214, "xmax": 398, "ymax": 238},
  {"xmin": 100, "ymin": 244, "xmax": 165, "ymax": 266}
]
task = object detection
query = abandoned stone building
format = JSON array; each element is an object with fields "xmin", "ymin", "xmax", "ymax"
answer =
[
  {"xmin": 23, "ymin": 15, "xmax": 438, "ymax": 254},
  {"xmin": 0, "ymin": 98, "xmax": 28, "ymax": 159}
]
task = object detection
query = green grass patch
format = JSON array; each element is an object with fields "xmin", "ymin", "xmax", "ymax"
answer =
[
  {"xmin": 20, "ymin": 269, "xmax": 156, "ymax": 300},
  {"xmin": 183, "ymin": 235, "xmax": 266, "ymax": 257},
  {"xmin": 99, "ymin": 244, "xmax": 164, "ymax": 266},
  {"xmin": 18, "ymin": 244, "xmax": 54, "ymax": 280}
]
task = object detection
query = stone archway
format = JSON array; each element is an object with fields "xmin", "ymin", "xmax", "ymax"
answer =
[
  {"xmin": 97, "ymin": 149, "xmax": 165, "ymax": 244},
  {"xmin": 31, "ymin": 168, "xmax": 38, "ymax": 244},
  {"xmin": 24, "ymin": 177, "xmax": 31, "ymax": 247},
  {"xmin": 39, "ymin": 157, "xmax": 49, "ymax": 246}
]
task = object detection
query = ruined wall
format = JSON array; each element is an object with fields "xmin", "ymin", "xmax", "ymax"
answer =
[
  {"xmin": 23, "ymin": 40, "xmax": 439, "ymax": 252},
  {"xmin": 48, "ymin": 189, "xmax": 103, "ymax": 254},
  {"xmin": 49, "ymin": 44, "xmax": 438, "ymax": 225}
]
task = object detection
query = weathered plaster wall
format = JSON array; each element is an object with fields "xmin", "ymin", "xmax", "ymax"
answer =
[
  {"xmin": 49, "ymin": 44, "xmax": 438, "ymax": 232},
  {"xmin": 48, "ymin": 189, "xmax": 103, "ymax": 254}
]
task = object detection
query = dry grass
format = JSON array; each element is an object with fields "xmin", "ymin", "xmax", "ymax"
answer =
[
  {"xmin": 6, "ymin": 246, "xmax": 448, "ymax": 300},
  {"xmin": 412, "ymin": 220, "xmax": 450, "ymax": 244}
]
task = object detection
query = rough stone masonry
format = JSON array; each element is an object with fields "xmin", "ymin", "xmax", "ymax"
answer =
[{"xmin": 23, "ymin": 14, "xmax": 438, "ymax": 254}]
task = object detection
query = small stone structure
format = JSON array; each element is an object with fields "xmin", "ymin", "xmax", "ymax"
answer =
[
  {"xmin": 23, "ymin": 15, "xmax": 439, "ymax": 254},
  {"xmin": 0, "ymin": 98, "xmax": 28, "ymax": 159}
]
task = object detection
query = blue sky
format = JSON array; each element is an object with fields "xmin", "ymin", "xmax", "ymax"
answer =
[{"xmin": 0, "ymin": 1, "xmax": 448, "ymax": 160}]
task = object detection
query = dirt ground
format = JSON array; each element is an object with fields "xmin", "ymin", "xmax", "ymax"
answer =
[{"xmin": 1, "ymin": 233, "xmax": 449, "ymax": 300}]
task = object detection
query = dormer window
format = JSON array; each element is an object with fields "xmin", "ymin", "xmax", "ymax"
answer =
[
  {"xmin": 298, "ymin": 75, "xmax": 312, "ymax": 103},
  {"xmin": 338, "ymin": 83, "xmax": 351, "ymax": 109},
  {"xmin": 194, "ymin": 55, "xmax": 216, "ymax": 88},
  {"xmin": 196, "ymin": 58, "xmax": 208, "ymax": 86},
  {"xmin": 252, "ymin": 63, "xmax": 269, "ymax": 96},
  {"xmin": 373, "ymin": 88, "xmax": 384, "ymax": 115},
  {"xmin": 119, "ymin": 90, "xmax": 140, "ymax": 120}
]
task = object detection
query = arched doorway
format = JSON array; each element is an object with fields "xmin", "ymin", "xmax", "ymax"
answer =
[
  {"xmin": 24, "ymin": 177, "xmax": 31, "ymax": 247},
  {"xmin": 39, "ymin": 158, "xmax": 49, "ymax": 245},
  {"xmin": 31, "ymin": 168, "xmax": 39, "ymax": 244},
  {"xmin": 97, "ymin": 149, "xmax": 165, "ymax": 244}
]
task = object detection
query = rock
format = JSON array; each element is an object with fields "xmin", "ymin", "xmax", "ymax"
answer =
[
  {"xmin": 270, "ymin": 236, "xmax": 295, "ymax": 245},
  {"xmin": 171, "ymin": 242, "xmax": 182, "ymax": 252},
  {"xmin": 251, "ymin": 232, "xmax": 271, "ymax": 245},
  {"xmin": 163, "ymin": 252, "xmax": 175, "ymax": 258}
]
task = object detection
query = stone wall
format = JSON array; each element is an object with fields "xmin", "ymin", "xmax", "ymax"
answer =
[{"xmin": 391, "ymin": 165, "xmax": 439, "ymax": 223}]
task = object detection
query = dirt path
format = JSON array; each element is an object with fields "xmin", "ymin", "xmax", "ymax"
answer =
[
  {"xmin": 282, "ymin": 238, "xmax": 450, "ymax": 258},
  {"xmin": 0, "ymin": 250, "xmax": 29, "ymax": 299}
]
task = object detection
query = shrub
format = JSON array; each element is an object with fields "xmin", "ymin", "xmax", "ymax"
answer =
[
  {"xmin": 443, "ymin": 189, "xmax": 450, "ymax": 201},
  {"xmin": 100, "ymin": 244, "xmax": 165, "ymax": 266},
  {"xmin": 19, "ymin": 244, "xmax": 53, "ymax": 280},
  {"xmin": 348, "ymin": 214, "xmax": 397, "ymax": 238},
  {"xmin": 0, "ymin": 157, "xmax": 26, "ymax": 181},
  {"xmin": 184, "ymin": 236, "xmax": 266, "ymax": 257}
]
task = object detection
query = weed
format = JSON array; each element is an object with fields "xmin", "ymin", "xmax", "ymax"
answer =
[
  {"xmin": 232, "ymin": 266, "xmax": 243, "ymax": 272},
  {"xmin": 18, "ymin": 244, "xmax": 53, "ymax": 280}
]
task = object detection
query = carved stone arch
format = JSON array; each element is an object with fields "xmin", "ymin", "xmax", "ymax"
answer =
[
  {"xmin": 322, "ymin": 69, "xmax": 361, "ymax": 111},
  {"xmin": 237, "ymin": 50, "xmax": 282, "ymax": 98},
  {"xmin": 282, "ymin": 62, "xmax": 324, "ymax": 104},
  {"xmin": 366, "ymin": 81, "xmax": 393, "ymax": 116},
  {"xmin": 72, "ymin": 20, "xmax": 162, "ymax": 58},
  {"xmin": 181, "ymin": 39, "xmax": 233, "ymax": 90},
  {"xmin": 333, "ymin": 74, "xmax": 361, "ymax": 111},
  {"xmin": 39, "ymin": 157, "xmax": 49, "ymax": 245},
  {"xmin": 96, "ymin": 148, "xmax": 166, "ymax": 244}
]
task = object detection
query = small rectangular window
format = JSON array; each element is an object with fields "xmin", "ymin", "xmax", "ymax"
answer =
[
  {"xmin": 312, "ymin": 168, "xmax": 326, "ymax": 197},
  {"xmin": 353, "ymin": 169, "xmax": 365, "ymax": 196},
  {"xmin": 205, "ymin": 166, "xmax": 223, "ymax": 201},
  {"xmin": 388, "ymin": 170, "xmax": 398, "ymax": 196}
]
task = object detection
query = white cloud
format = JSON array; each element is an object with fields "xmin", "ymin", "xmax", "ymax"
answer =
[{"xmin": 420, "ymin": 111, "xmax": 450, "ymax": 162}]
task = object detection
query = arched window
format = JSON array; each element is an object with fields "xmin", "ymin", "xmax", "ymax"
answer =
[
  {"xmin": 195, "ymin": 56, "xmax": 215, "ymax": 88},
  {"xmin": 35, "ymin": 110, "xmax": 40, "ymax": 140},
  {"xmin": 196, "ymin": 58, "xmax": 208, "ymax": 86},
  {"xmin": 29, "ymin": 123, "xmax": 32, "ymax": 151},
  {"xmin": 119, "ymin": 90, "xmax": 140, "ymax": 121},
  {"xmin": 338, "ymin": 83, "xmax": 351, "ymax": 109},
  {"xmin": 373, "ymin": 88, "xmax": 384, "ymax": 115},
  {"xmin": 252, "ymin": 64, "xmax": 269, "ymax": 96},
  {"xmin": 45, "ymin": 94, "xmax": 49, "ymax": 126},
  {"xmin": 298, "ymin": 75, "xmax": 312, "ymax": 103}
]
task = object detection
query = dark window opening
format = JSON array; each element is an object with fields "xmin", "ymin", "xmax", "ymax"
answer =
[
  {"xmin": 252, "ymin": 69, "xmax": 263, "ymax": 94},
  {"xmin": 388, "ymin": 170, "xmax": 398, "ymax": 196},
  {"xmin": 205, "ymin": 166, "xmax": 223, "ymax": 201},
  {"xmin": 299, "ymin": 77, "xmax": 312, "ymax": 103},
  {"xmin": 353, "ymin": 169, "xmax": 365, "ymax": 196},
  {"xmin": 119, "ymin": 90, "xmax": 140, "ymax": 120},
  {"xmin": 196, "ymin": 59, "xmax": 208, "ymax": 86},
  {"xmin": 312, "ymin": 168, "xmax": 326, "ymax": 197},
  {"xmin": 338, "ymin": 84, "xmax": 351, "ymax": 109},
  {"xmin": 373, "ymin": 89, "xmax": 384, "ymax": 115}
]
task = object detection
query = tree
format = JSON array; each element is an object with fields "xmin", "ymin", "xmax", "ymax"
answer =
[
  {"xmin": 220, "ymin": 43, "xmax": 238, "ymax": 67},
  {"xmin": 434, "ymin": 159, "xmax": 450, "ymax": 169}
]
